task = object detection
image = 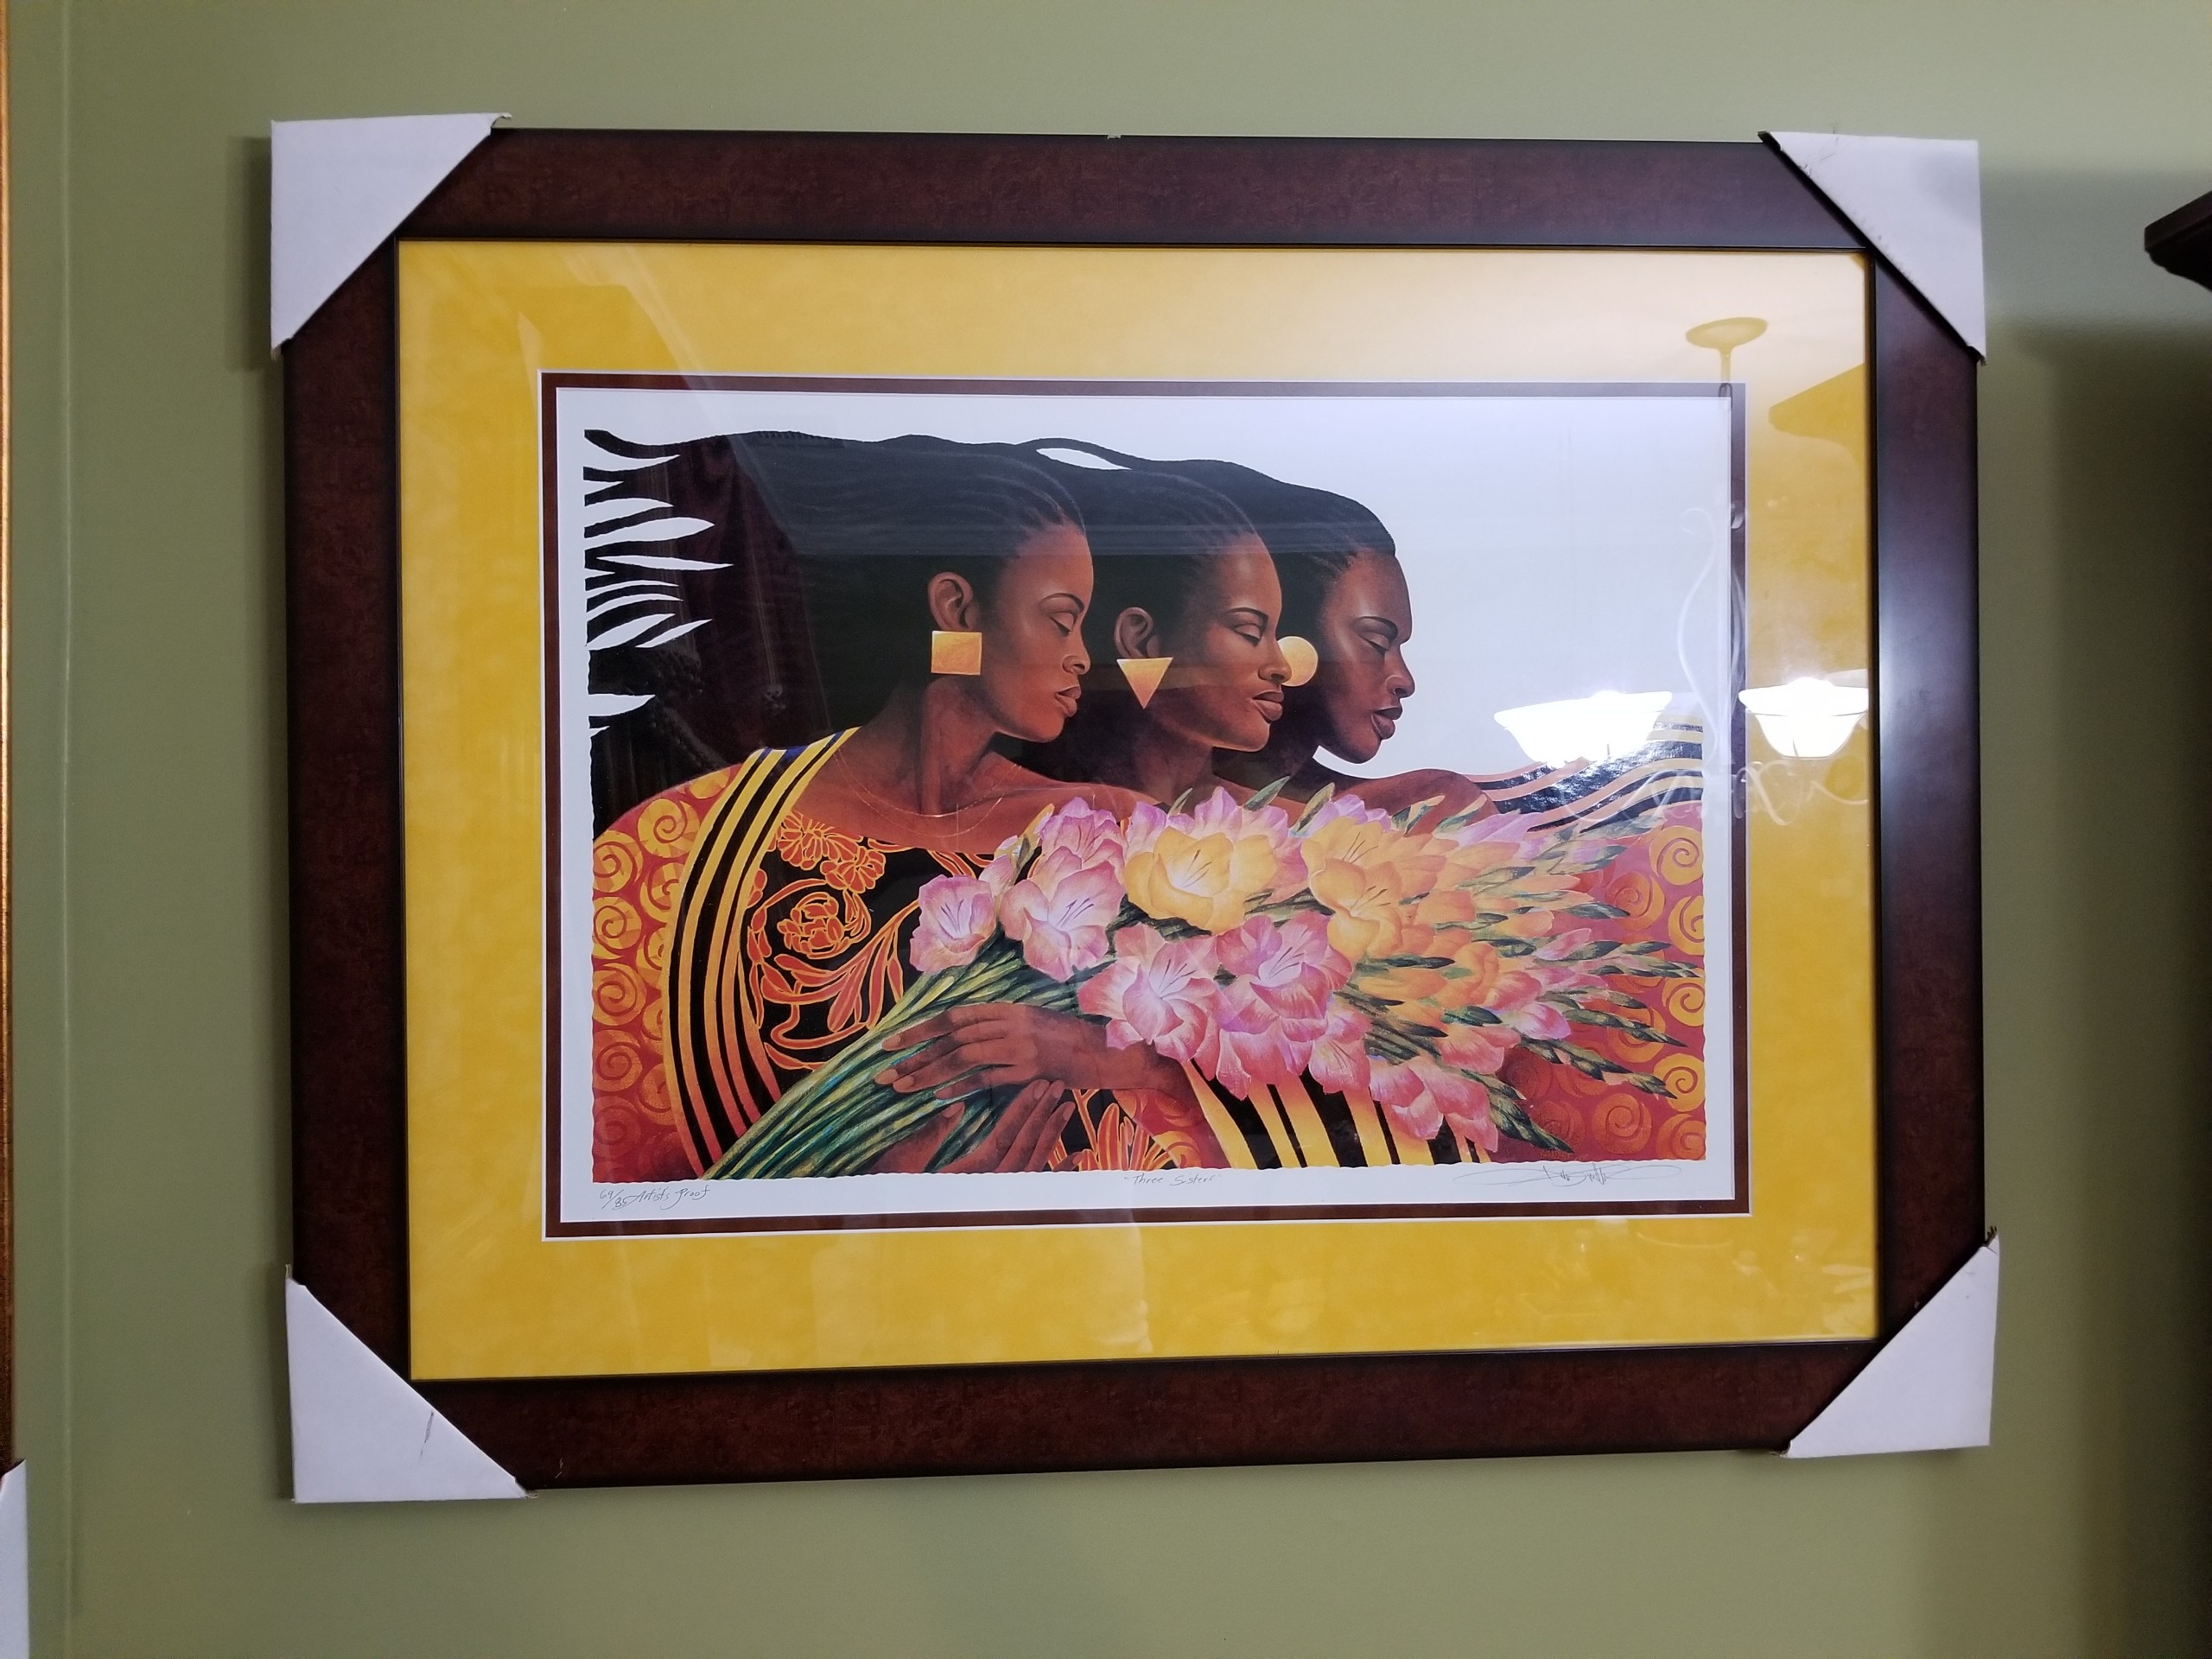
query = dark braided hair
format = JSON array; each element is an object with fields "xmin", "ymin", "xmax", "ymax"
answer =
[
  {"xmin": 1040, "ymin": 464, "xmax": 1257, "ymax": 649},
  {"xmin": 1021, "ymin": 440, "xmax": 1395, "ymax": 640},
  {"xmin": 725, "ymin": 432, "xmax": 1084, "ymax": 726}
]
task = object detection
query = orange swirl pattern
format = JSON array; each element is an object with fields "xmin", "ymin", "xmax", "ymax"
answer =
[
  {"xmin": 589, "ymin": 766, "xmax": 741, "ymax": 1181},
  {"xmin": 592, "ymin": 760, "xmax": 1206, "ymax": 1181},
  {"xmin": 1491, "ymin": 799, "xmax": 1709, "ymax": 1165},
  {"xmin": 1649, "ymin": 822, "xmax": 1701, "ymax": 886},
  {"xmin": 1589, "ymin": 1090, "xmax": 1654, "ymax": 1155},
  {"xmin": 1663, "ymin": 978, "xmax": 1706, "ymax": 1028},
  {"xmin": 1656, "ymin": 1113, "xmax": 1706, "ymax": 1160},
  {"xmin": 1669, "ymin": 893, "xmax": 1705, "ymax": 953}
]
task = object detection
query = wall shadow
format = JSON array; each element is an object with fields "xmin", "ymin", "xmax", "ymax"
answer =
[{"xmin": 1923, "ymin": 302, "xmax": 2212, "ymax": 1653}]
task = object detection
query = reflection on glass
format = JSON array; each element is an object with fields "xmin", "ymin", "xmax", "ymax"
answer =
[
  {"xmin": 1494, "ymin": 690, "xmax": 1673, "ymax": 768},
  {"xmin": 1686, "ymin": 315, "xmax": 1769, "ymax": 380},
  {"xmin": 1738, "ymin": 677, "xmax": 1869, "ymax": 759}
]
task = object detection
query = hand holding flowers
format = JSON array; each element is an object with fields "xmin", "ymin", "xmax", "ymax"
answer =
[{"xmin": 710, "ymin": 785, "xmax": 1697, "ymax": 1179}]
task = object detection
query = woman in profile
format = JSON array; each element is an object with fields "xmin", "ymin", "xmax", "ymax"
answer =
[
  {"xmin": 1011, "ymin": 450, "xmax": 1500, "ymax": 1172},
  {"xmin": 1025, "ymin": 443, "xmax": 1485, "ymax": 821},
  {"xmin": 589, "ymin": 435, "xmax": 1213, "ymax": 1183},
  {"xmin": 1019, "ymin": 466, "xmax": 1295, "ymax": 803}
]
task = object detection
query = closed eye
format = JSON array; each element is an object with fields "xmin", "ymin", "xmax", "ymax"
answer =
[
  {"xmin": 1224, "ymin": 607, "xmax": 1269, "ymax": 646},
  {"xmin": 1356, "ymin": 619, "xmax": 1402, "ymax": 654}
]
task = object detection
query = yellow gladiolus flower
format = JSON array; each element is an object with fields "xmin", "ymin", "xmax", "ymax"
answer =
[
  {"xmin": 1122, "ymin": 790, "xmax": 1303, "ymax": 934},
  {"xmin": 1300, "ymin": 795, "xmax": 1441, "ymax": 958},
  {"xmin": 1308, "ymin": 855, "xmax": 1406, "ymax": 959}
]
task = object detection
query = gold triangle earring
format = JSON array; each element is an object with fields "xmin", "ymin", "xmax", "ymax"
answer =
[
  {"xmin": 930, "ymin": 630, "xmax": 983, "ymax": 676},
  {"xmin": 1117, "ymin": 656, "xmax": 1173, "ymax": 709}
]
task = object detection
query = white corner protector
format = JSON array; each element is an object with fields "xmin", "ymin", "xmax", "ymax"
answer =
[
  {"xmin": 285, "ymin": 1275, "xmax": 526, "ymax": 1503},
  {"xmin": 1785, "ymin": 1236, "xmax": 1999, "ymax": 1459},
  {"xmin": 270, "ymin": 112, "xmax": 505, "ymax": 351},
  {"xmin": 1767, "ymin": 131, "xmax": 1986, "ymax": 357},
  {"xmin": 0, "ymin": 1465, "xmax": 25, "ymax": 1659}
]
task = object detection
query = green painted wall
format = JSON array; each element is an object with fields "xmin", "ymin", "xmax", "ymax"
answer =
[{"xmin": 9, "ymin": 0, "xmax": 2211, "ymax": 1651}]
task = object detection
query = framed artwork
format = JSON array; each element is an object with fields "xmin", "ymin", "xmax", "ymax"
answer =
[{"xmin": 287, "ymin": 132, "xmax": 1981, "ymax": 1484}]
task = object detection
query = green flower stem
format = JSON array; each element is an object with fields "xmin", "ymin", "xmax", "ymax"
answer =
[{"xmin": 711, "ymin": 939, "xmax": 1076, "ymax": 1179}]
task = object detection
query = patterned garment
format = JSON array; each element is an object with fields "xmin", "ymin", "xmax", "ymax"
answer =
[
  {"xmin": 591, "ymin": 738, "xmax": 1707, "ymax": 1181},
  {"xmin": 590, "ymin": 735, "xmax": 1218, "ymax": 1182},
  {"xmin": 1496, "ymin": 799, "xmax": 1708, "ymax": 1161}
]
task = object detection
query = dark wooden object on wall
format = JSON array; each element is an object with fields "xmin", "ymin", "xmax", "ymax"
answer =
[
  {"xmin": 2147, "ymin": 188, "xmax": 2212, "ymax": 291},
  {"xmin": 286, "ymin": 131, "xmax": 1985, "ymax": 1487}
]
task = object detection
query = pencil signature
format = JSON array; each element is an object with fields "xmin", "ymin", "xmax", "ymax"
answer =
[
  {"xmin": 598, "ymin": 1180, "xmax": 711, "ymax": 1213},
  {"xmin": 1453, "ymin": 1160, "xmax": 1685, "ymax": 1190}
]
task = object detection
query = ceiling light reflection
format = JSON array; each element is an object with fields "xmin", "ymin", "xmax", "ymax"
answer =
[
  {"xmin": 1494, "ymin": 690, "xmax": 1673, "ymax": 769},
  {"xmin": 1738, "ymin": 677, "xmax": 1870, "ymax": 757}
]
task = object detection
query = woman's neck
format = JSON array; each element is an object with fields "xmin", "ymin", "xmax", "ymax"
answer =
[
  {"xmin": 1088, "ymin": 720, "xmax": 1228, "ymax": 806},
  {"xmin": 1214, "ymin": 713, "xmax": 1332, "ymax": 800},
  {"xmin": 836, "ymin": 680, "xmax": 1002, "ymax": 815}
]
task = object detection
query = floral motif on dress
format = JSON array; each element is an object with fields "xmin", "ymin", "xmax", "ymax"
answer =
[{"xmin": 590, "ymin": 770, "xmax": 1197, "ymax": 1180}]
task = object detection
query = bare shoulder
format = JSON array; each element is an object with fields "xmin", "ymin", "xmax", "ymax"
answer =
[{"xmin": 1341, "ymin": 768, "xmax": 1494, "ymax": 819}]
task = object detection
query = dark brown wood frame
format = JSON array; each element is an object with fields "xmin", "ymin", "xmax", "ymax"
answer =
[{"xmin": 286, "ymin": 131, "xmax": 1981, "ymax": 1486}]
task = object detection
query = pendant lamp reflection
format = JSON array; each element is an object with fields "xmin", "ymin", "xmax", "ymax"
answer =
[
  {"xmin": 1494, "ymin": 690, "xmax": 1672, "ymax": 769},
  {"xmin": 1738, "ymin": 676, "xmax": 1869, "ymax": 757},
  {"xmin": 1687, "ymin": 315, "xmax": 1768, "ymax": 380}
]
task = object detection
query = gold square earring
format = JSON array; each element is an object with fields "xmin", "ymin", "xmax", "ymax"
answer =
[{"xmin": 930, "ymin": 629, "xmax": 983, "ymax": 676}]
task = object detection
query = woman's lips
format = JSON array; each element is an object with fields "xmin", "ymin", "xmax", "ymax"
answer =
[
  {"xmin": 1255, "ymin": 689, "xmax": 1286, "ymax": 723},
  {"xmin": 1371, "ymin": 706, "xmax": 1402, "ymax": 741},
  {"xmin": 1053, "ymin": 686, "xmax": 1082, "ymax": 715}
]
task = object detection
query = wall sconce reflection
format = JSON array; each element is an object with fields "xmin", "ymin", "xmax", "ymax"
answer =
[
  {"xmin": 1738, "ymin": 677, "xmax": 1869, "ymax": 757},
  {"xmin": 1494, "ymin": 690, "xmax": 1672, "ymax": 769}
]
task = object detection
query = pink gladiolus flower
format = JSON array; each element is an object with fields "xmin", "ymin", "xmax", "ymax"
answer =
[
  {"xmin": 1503, "ymin": 998, "xmax": 1573, "ymax": 1040},
  {"xmin": 1373, "ymin": 1056, "xmax": 1497, "ymax": 1152},
  {"xmin": 1439, "ymin": 1019, "xmax": 1514, "ymax": 1077},
  {"xmin": 1212, "ymin": 912, "xmax": 1350, "ymax": 1021},
  {"xmin": 1490, "ymin": 961, "xmax": 1582, "ymax": 1039},
  {"xmin": 1207, "ymin": 977, "xmax": 1323, "ymax": 1096},
  {"xmin": 1035, "ymin": 797, "xmax": 1126, "ymax": 875},
  {"xmin": 1306, "ymin": 999, "xmax": 1373, "ymax": 1097},
  {"xmin": 977, "ymin": 836, "xmax": 1023, "ymax": 899},
  {"xmin": 1370, "ymin": 1059, "xmax": 1442, "ymax": 1142},
  {"xmin": 1298, "ymin": 790, "xmax": 1390, "ymax": 836},
  {"xmin": 1415, "ymin": 1058, "xmax": 1501, "ymax": 1156},
  {"xmin": 998, "ymin": 847, "xmax": 1124, "ymax": 982},
  {"xmin": 1434, "ymin": 807, "xmax": 1542, "ymax": 855},
  {"xmin": 910, "ymin": 874, "xmax": 1001, "ymax": 972},
  {"xmin": 1534, "ymin": 926, "xmax": 1594, "ymax": 962},
  {"xmin": 1440, "ymin": 1103, "xmax": 1501, "ymax": 1158},
  {"xmin": 1077, "ymin": 924, "xmax": 1219, "ymax": 1063}
]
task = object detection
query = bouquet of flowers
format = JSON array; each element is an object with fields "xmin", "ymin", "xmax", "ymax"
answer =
[{"xmin": 709, "ymin": 785, "xmax": 1696, "ymax": 1179}]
